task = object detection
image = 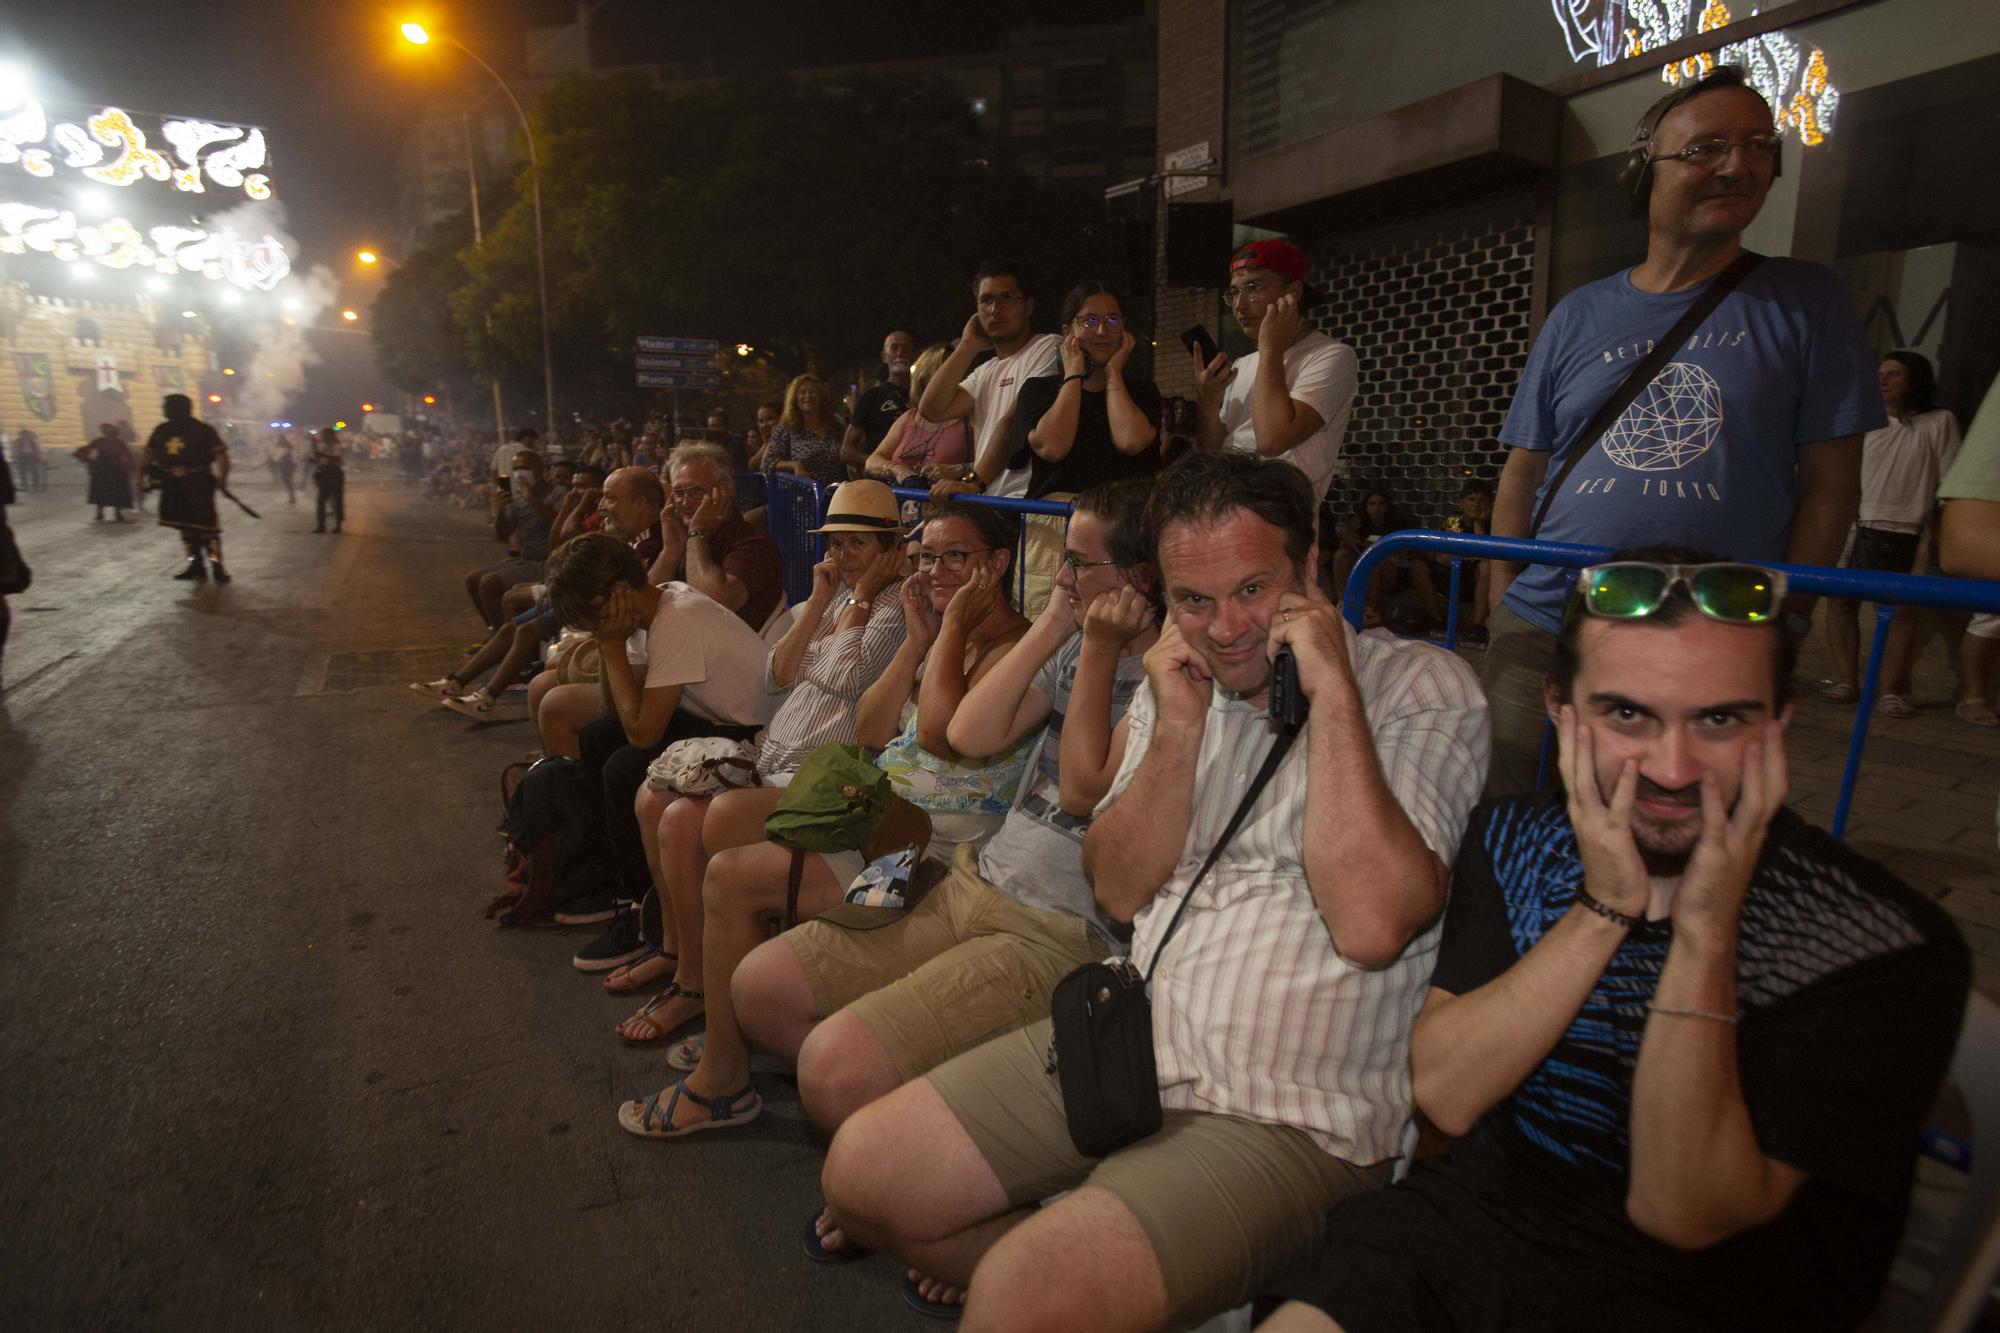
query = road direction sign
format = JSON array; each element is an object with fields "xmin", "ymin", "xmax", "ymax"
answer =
[
  {"xmin": 635, "ymin": 352, "xmax": 713, "ymax": 371},
  {"xmin": 637, "ymin": 369, "xmax": 720, "ymax": 390},
  {"xmin": 637, "ymin": 335, "xmax": 718, "ymax": 355}
]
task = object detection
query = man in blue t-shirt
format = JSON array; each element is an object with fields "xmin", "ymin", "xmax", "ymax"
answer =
[
  {"xmin": 1264, "ymin": 546, "xmax": 1967, "ymax": 1333},
  {"xmin": 1482, "ymin": 66, "xmax": 1880, "ymax": 794}
]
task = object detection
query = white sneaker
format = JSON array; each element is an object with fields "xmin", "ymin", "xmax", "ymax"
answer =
[
  {"xmin": 442, "ymin": 691, "xmax": 496, "ymax": 720},
  {"xmin": 411, "ymin": 677, "xmax": 460, "ymax": 699}
]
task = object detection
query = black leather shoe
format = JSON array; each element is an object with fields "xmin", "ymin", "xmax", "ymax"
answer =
[
  {"xmin": 173, "ymin": 557, "xmax": 207, "ymax": 581},
  {"xmin": 209, "ymin": 560, "xmax": 231, "ymax": 585}
]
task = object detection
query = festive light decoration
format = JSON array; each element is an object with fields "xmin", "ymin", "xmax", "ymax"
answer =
[
  {"xmin": 1549, "ymin": 0, "xmax": 1840, "ymax": 147},
  {"xmin": 0, "ymin": 96, "xmax": 277, "ymax": 197},
  {"xmin": 0, "ymin": 199, "xmax": 292, "ymax": 289}
]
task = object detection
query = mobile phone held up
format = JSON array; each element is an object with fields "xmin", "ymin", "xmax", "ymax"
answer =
[
  {"xmin": 1269, "ymin": 644, "xmax": 1308, "ymax": 727},
  {"xmin": 1180, "ymin": 324, "xmax": 1220, "ymax": 368}
]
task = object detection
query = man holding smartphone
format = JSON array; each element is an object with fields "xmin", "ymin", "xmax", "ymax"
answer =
[{"xmin": 1191, "ymin": 239, "xmax": 1358, "ymax": 517}]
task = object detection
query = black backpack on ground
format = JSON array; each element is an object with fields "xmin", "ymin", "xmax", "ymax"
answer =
[{"xmin": 486, "ymin": 757, "xmax": 610, "ymax": 925}]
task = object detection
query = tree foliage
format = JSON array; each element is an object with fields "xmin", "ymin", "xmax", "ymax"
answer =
[{"xmin": 380, "ymin": 71, "xmax": 1118, "ymax": 415}]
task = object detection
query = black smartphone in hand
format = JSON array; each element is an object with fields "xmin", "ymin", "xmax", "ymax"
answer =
[
  {"xmin": 1270, "ymin": 644, "xmax": 1307, "ymax": 727},
  {"xmin": 1180, "ymin": 324, "xmax": 1220, "ymax": 366}
]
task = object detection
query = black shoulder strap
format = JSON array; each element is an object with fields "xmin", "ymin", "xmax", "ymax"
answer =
[
  {"xmin": 1527, "ymin": 250, "xmax": 1764, "ymax": 538},
  {"xmin": 1139, "ymin": 721, "xmax": 1302, "ymax": 983}
]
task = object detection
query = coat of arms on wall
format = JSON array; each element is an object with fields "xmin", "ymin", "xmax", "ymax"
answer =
[{"xmin": 14, "ymin": 353, "xmax": 54, "ymax": 421}]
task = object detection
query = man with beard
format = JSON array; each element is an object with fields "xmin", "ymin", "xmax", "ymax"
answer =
[
  {"xmin": 143, "ymin": 394, "xmax": 232, "ymax": 583},
  {"xmin": 1262, "ymin": 545, "xmax": 1969, "ymax": 1333}
]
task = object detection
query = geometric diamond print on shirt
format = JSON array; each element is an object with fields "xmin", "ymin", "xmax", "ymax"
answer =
[{"xmin": 1599, "ymin": 361, "xmax": 1724, "ymax": 472}]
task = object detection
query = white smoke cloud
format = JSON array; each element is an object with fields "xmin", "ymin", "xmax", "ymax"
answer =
[{"xmin": 197, "ymin": 198, "xmax": 334, "ymax": 426}]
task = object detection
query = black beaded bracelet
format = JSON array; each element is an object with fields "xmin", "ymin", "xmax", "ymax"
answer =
[{"xmin": 1575, "ymin": 886, "xmax": 1643, "ymax": 930}]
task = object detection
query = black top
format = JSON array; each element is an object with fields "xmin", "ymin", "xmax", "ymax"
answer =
[
  {"xmin": 852, "ymin": 381, "xmax": 910, "ymax": 454},
  {"xmin": 1430, "ymin": 794, "xmax": 1970, "ymax": 1331},
  {"xmin": 1011, "ymin": 373, "xmax": 1164, "ymax": 499}
]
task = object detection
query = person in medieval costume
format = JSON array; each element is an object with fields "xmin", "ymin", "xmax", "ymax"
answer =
[
  {"xmin": 143, "ymin": 394, "xmax": 232, "ymax": 584},
  {"xmin": 75, "ymin": 422, "xmax": 136, "ymax": 522}
]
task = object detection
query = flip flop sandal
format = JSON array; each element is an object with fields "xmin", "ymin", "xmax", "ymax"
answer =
[
  {"xmin": 666, "ymin": 1031, "xmax": 707, "ymax": 1073},
  {"xmin": 1878, "ymin": 693, "xmax": 1918, "ymax": 719},
  {"xmin": 1818, "ymin": 681, "xmax": 1858, "ymax": 704},
  {"xmin": 618, "ymin": 982, "xmax": 705, "ymax": 1044},
  {"xmin": 901, "ymin": 1274, "xmax": 964, "ymax": 1322},
  {"xmin": 604, "ymin": 947, "xmax": 677, "ymax": 994},
  {"xmin": 1957, "ymin": 700, "xmax": 2000, "ymax": 728},
  {"xmin": 616, "ymin": 1078, "xmax": 761, "ymax": 1139},
  {"xmin": 801, "ymin": 1210, "xmax": 873, "ymax": 1265}
]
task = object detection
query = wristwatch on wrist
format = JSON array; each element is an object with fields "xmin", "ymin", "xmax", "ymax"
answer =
[
  {"xmin": 845, "ymin": 595, "xmax": 870, "ymax": 610},
  {"xmin": 958, "ymin": 470, "xmax": 984, "ymax": 491},
  {"xmin": 686, "ymin": 528, "xmax": 711, "ymax": 540}
]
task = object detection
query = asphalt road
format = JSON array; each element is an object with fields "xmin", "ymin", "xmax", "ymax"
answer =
[{"xmin": 0, "ymin": 464, "xmax": 916, "ymax": 1331}]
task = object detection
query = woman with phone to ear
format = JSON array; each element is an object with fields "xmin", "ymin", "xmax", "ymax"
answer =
[{"xmin": 1011, "ymin": 281, "xmax": 1165, "ymax": 500}]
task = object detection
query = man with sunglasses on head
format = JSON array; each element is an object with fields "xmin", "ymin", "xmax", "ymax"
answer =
[
  {"xmin": 1483, "ymin": 65, "xmax": 1881, "ymax": 795},
  {"xmin": 920, "ymin": 258, "xmax": 1063, "ymax": 502},
  {"xmin": 1192, "ymin": 238, "xmax": 1358, "ymax": 516},
  {"xmin": 1262, "ymin": 545, "xmax": 1968, "ymax": 1333}
]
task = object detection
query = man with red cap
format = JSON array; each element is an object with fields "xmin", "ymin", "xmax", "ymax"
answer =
[{"xmin": 1191, "ymin": 238, "xmax": 1357, "ymax": 515}]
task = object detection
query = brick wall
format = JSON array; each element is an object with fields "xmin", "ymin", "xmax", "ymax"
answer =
[
  {"xmin": 0, "ymin": 281, "xmax": 211, "ymax": 454},
  {"xmin": 1152, "ymin": 0, "xmax": 1228, "ymax": 401},
  {"xmin": 1301, "ymin": 192, "xmax": 1538, "ymax": 530}
]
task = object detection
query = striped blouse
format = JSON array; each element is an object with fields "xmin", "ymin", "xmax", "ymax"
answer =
[
  {"xmin": 1101, "ymin": 628, "xmax": 1490, "ymax": 1163},
  {"xmin": 755, "ymin": 585, "xmax": 907, "ymax": 778}
]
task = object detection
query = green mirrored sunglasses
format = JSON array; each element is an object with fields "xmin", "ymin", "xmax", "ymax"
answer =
[{"xmin": 1576, "ymin": 562, "xmax": 1787, "ymax": 625}]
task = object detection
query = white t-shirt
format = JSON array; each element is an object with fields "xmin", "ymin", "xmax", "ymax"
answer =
[
  {"xmin": 1219, "ymin": 329, "xmax": 1357, "ymax": 509},
  {"xmin": 1857, "ymin": 408, "xmax": 1962, "ymax": 533},
  {"xmin": 643, "ymin": 582, "xmax": 782, "ymax": 727},
  {"xmin": 962, "ymin": 333, "xmax": 1062, "ymax": 498}
]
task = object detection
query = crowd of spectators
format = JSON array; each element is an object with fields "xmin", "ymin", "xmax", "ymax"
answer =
[{"xmin": 376, "ymin": 65, "xmax": 2000, "ymax": 1333}]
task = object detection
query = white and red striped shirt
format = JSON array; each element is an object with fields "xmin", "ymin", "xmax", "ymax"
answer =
[{"xmin": 1101, "ymin": 629, "xmax": 1489, "ymax": 1162}]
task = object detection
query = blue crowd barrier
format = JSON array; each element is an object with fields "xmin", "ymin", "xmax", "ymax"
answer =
[
  {"xmin": 891, "ymin": 486, "xmax": 1073, "ymax": 608},
  {"xmin": 763, "ymin": 472, "xmax": 829, "ymax": 608},
  {"xmin": 1344, "ymin": 531, "xmax": 2000, "ymax": 837}
]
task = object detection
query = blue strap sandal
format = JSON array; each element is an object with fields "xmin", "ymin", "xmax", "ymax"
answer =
[{"xmin": 617, "ymin": 1078, "xmax": 761, "ymax": 1139}]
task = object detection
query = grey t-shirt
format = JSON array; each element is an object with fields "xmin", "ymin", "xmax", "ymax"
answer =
[
  {"xmin": 975, "ymin": 634, "xmax": 1148, "ymax": 944},
  {"xmin": 507, "ymin": 485, "xmax": 563, "ymax": 562}
]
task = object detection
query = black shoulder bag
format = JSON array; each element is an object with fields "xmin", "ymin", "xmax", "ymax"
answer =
[
  {"xmin": 1525, "ymin": 250, "xmax": 1764, "ymax": 538},
  {"xmin": 1046, "ymin": 719, "xmax": 1302, "ymax": 1157}
]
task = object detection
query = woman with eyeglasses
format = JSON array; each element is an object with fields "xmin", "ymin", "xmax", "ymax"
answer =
[
  {"xmin": 1012, "ymin": 281, "xmax": 1165, "ymax": 500},
  {"xmin": 616, "ymin": 500, "xmax": 1036, "ymax": 1139}
]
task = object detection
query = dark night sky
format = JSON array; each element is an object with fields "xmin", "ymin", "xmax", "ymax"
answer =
[{"xmin": 1, "ymin": 1, "xmax": 1148, "ymax": 270}]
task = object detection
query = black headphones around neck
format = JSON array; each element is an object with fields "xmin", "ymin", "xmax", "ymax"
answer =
[{"xmin": 1616, "ymin": 65, "xmax": 1783, "ymax": 219}]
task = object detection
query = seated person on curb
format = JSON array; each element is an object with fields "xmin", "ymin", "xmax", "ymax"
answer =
[
  {"xmin": 1432, "ymin": 477, "xmax": 1494, "ymax": 644},
  {"xmin": 1261, "ymin": 545, "xmax": 1971, "ymax": 1333},
  {"xmin": 419, "ymin": 463, "xmax": 635, "ymax": 717},
  {"xmin": 465, "ymin": 449, "xmax": 562, "ymax": 630},
  {"xmin": 539, "ymin": 446, "xmax": 784, "ymax": 871},
  {"xmin": 616, "ymin": 502, "xmax": 1038, "ymax": 1138},
  {"xmin": 602, "ymin": 480, "xmax": 910, "ymax": 1030},
  {"xmin": 821, "ymin": 451, "xmax": 1491, "ymax": 1332},
  {"xmin": 729, "ymin": 477, "xmax": 1160, "ymax": 1276}
]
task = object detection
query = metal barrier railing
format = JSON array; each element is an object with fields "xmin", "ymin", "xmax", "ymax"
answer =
[
  {"xmin": 762, "ymin": 472, "xmax": 828, "ymax": 608},
  {"xmin": 1344, "ymin": 531, "xmax": 2000, "ymax": 837}
]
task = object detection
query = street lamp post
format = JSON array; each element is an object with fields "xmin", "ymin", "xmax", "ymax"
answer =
[{"xmin": 402, "ymin": 23, "xmax": 556, "ymax": 442}]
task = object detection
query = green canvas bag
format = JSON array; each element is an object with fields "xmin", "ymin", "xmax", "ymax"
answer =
[{"xmin": 763, "ymin": 743, "xmax": 894, "ymax": 853}]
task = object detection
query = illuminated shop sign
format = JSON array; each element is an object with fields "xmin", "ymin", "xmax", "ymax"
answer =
[
  {"xmin": 0, "ymin": 99, "xmax": 274, "ymax": 198},
  {"xmin": 1551, "ymin": 0, "xmax": 1841, "ymax": 144}
]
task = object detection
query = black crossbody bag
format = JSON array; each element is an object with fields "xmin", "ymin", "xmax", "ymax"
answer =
[
  {"xmin": 1525, "ymin": 250, "xmax": 1764, "ymax": 538},
  {"xmin": 1046, "ymin": 719, "xmax": 1302, "ymax": 1157}
]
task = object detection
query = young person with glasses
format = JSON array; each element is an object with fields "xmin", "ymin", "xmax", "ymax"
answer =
[
  {"xmin": 1262, "ymin": 544, "xmax": 1969, "ymax": 1333},
  {"xmin": 918, "ymin": 258, "xmax": 1063, "ymax": 502},
  {"xmin": 1192, "ymin": 238, "xmax": 1357, "ymax": 516},
  {"xmin": 1482, "ymin": 65, "xmax": 1880, "ymax": 795},
  {"xmin": 1013, "ymin": 281, "xmax": 1164, "ymax": 499}
]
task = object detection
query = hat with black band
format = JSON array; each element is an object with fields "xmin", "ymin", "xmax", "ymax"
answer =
[{"xmin": 809, "ymin": 480, "xmax": 901, "ymax": 534}]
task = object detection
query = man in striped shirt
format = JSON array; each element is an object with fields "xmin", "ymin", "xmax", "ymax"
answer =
[{"xmin": 822, "ymin": 451, "xmax": 1489, "ymax": 1330}]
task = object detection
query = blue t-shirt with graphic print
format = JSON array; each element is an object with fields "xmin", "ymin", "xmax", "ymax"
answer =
[
  {"xmin": 1500, "ymin": 258, "xmax": 1883, "ymax": 633},
  {"xmin": 1428, "ymin": 793, "xmax": 1966, "ymax": 1330}
]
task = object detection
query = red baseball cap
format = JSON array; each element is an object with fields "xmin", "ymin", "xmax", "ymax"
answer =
[{"xmin": 1229, "ymin": 239, "xmax": 1327, "ymax": 308}]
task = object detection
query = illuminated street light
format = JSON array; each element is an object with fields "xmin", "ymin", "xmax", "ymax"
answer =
[
  {"xmin": 69, "ymin": 262, "xmax": 92, "ymax": 281},
  {"xmin": 422, "ymin": 394, "xmax": 436, "ymax": 405},
  {"xmin": 334, "ymin": 420, "xmax": 348, "ymax": 430},
  {"xmin": 361, "ymin": 402, "xmax": 375, "ymax": 412},
  {"xmin": 357, "ymin": 249, "xmax": 379, "ymax": 265},
  {"xmin": 147, "ymin": 277, "xmax": 168, "ymax": 293},
  {"xmin": 281, "ymin": 297, "xmax": 301, "ymax": 312},
  {"xmin": 399, "ymin": 18, "xmax": 555, "ymax": 437},
  {"xmin": 222, "ymin": 368, "xmax": 236, "ymax": 376},
  {"xmin": 0, "ymin": 62, "xmax": 31, "ymax": 107},
  {"xmin": 340, "ymin": 309, "xmax": 359, "ymax": 321},
  {"xmin": 180, "ymin": 310, "xmax": 198, "ymax": 319},
  {"xmin": 736, "ymin": 343, "xmax": 753, "ymax": 357},
  {"xmin": 206, "ymin": 393, "xmax": 223, "ymax": 404}
]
